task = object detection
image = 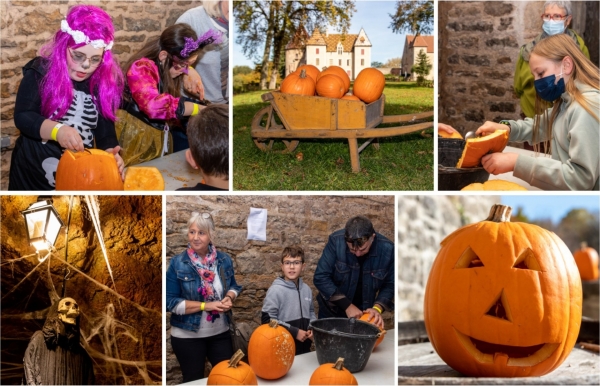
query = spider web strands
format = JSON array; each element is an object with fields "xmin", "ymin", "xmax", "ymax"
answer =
[
  {"xmin": 0, "ymin": 254, "xmax": 47, "ymax": 302},
  {"xmin": 81, "ymin": 342, "xmax": 161, "ymax": 374},
  {"xmin": 0, "ymin": 253, "xmax": 39, "ymax": 265},
  {"xmin": 0, "ymin": 362, "xmax": 25, "ymax": 380},
  {"xmin": 84, "ymin": 195, "xmax": 118, "ymax": 296},
  {"xmin": 53, "ymin": 255, "xmax": 160, "ymax": 316}
]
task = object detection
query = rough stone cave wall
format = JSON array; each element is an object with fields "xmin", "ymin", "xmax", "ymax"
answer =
[
  {"xmin": 165, "ymin": 195, "xmax": 395, "ymax": 384},
  {"xmin": 0, "ymin": 195, "xmax": 162, "ymax": 385}
]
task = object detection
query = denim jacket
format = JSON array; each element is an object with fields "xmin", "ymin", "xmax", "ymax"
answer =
[
  {"xmin": 313, "ymin": 230, "xmax": 394, "ymax": 318},
  {"xmin": 166, "ymin": 249, "xmax": 242, "ymax": 332}
]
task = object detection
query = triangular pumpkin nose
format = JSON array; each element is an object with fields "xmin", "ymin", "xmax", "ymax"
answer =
[{"xmin": 486, "ymin": 289, "xmax": 512, "ymax": 322}]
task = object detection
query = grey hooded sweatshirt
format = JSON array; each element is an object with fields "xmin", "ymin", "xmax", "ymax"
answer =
[{"xmin": 261, "ymin": 277, "xmax": 316, "ymax": 355}]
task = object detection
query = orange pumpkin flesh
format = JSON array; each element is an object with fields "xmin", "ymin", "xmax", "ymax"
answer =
[
  {"xmin": 461, "ymin": 180, "xmax": 528, "ymax": 191},
  {"xmin": 55, "ymin": 149, "xmax": 124, "ymax": 191},
  {"xmin": 439, "ymin": 131, "xmax": 463, "ymax": 139},
  {"xmin": 309, "ymin": 357, "xmax": 358, "ymax": 385},
  {"xmin": 353, "ymin": 68, "xmax": 385, "ymax": 103},
  {"xmin": 573, "ymin": 243, "xmax": 599, "ymax": 281},
  {"xmin": 359, "ymin": 313, "xmax": 385, "ymax": 349},
  {"xmin": 316, "ymin": 74, "xmax": 345, "ymax": 99},
  {"xmin": 456, "ymin": 130, "xmax": 509, "ymax": 168},
  {"xmin": 295, "ymin": 64, "xmax": 320, "ymax": 84},
  {"xmin": 424, "ymin": 204, "xmax": 582, "ymax": 377},
  {"xmin": 281, "ymin": 69, "xmax": 316, "ymax": 96},
  {"xmin": 207, "ymin": 349, "xmax": 258, "ymax": 385},
  {"xmin": 123, "ymin": 166, "xmax": 165, "ymax": 191},
  {"xmin": 319, "ymin": 66, "xmax": 350, "ymax": 92},
  {"xmin": 248, "ymin": 319, "xmax": 295, "ymax": 380}
]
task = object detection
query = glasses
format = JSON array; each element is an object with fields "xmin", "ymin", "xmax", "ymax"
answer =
[
  {"xmin": 346, "ymin": 235, "xmax": 373, "ymax": 253},
  {"xmin": 169, "ymin": 54, "xmax": 193, "ymax": 71},
  {"xmin": 282, "ymin": 260, "xmax": 303, "ymax": 267},
  {"xmin": 68, "ymin": 48, "xmax": 103, "ymax": 67},
  {"xmin": 541, "ymin": 13, "xmax": 568, "ymax": 21}
]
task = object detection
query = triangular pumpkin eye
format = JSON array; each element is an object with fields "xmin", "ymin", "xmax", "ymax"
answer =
[
  {"xmin": 455, "ymin": 246, "xmax": 485, "ymax": 269},
  {"xmin": 485, "ymin": 289, "xmax": 512, "ymax": 322},
  {"xmin": 513, "ymin": 248, "xmax": 542, "ymax": 271}
]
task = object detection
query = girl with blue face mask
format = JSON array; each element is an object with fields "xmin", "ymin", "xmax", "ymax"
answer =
[{"xmin": 476, "ymin": 34, "xmax": 599, "ymax": 191}]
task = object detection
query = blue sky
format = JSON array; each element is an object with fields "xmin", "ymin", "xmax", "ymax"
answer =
[
  {"xmin": 233, "ymin": 1, "xmax": 409, "ymax": 68},
  {"xmin": 501, "ymin": 196, "xmax": 600, "ymax": 223}
]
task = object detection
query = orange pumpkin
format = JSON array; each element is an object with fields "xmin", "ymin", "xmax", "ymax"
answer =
[
  {"xmin": 309, "ymin": 357, "xmax": 358, "ymax": 385},
  {"xmin": 248, "ymin": 319, "xmax": 295, "ymax": 379},
  {"xmin": 456, "ymin": 130, "xmax": 509, "ymax": 168},
  {"xmin": 573, "ymin": 242, "xmax": 599, "ymax": 281},
  {"xmin": 316, "ymin": 74, "xmax": 345, "ymax": 99},
  {"xmin": 424, "ymin": 204, "xmax": 582, "ymax": 377},
  {"xmin": 55, "ymin": 149, "xmax": 124, "ymax": 191},
  {"xmin": 341, "ymin": 94, "xmax": 361, "ymax": 101},
  {"xmin": 319, "ymin": 66, "xmax": 350, "ymax": 92},
  {"xmin": 123, "ymin": 166, "xmax": 165, "ymax": 191},
  {"xmin": 207, "ymin": 349, "xmax": 258, "ymax": 385},
  {"xmin": 439, "ymin": 130, "xmax": 463, "ymax": 139},
  {"xmin": 281, "ymin": 69, "xmax": 315, "ymax": 96},
  {"xmin": 359, "ymin": 313, "xmax": 386, "ymax": 349},
  {"xmin": 353, "ymin": 68, "xmax": 385, "ymax": 103},
  {"xmin": 295, "ymin": 64, "xmax": 320, "ymax": 84},
  {"xmin": 461, "ymin": 180, "xmax": 528, "ymax": 191}
]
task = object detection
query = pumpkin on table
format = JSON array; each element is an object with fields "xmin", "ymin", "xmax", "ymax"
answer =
[
  {"xmin": 309, "ymin": 357, "xmax": 358, "ymax": 385},
  {"xmin": 316, "ymin": 74, "xmax": 346, "ymax": 99},
  {"xmin": 55, "ymin": 149, "xmax": 124, "ymax": 191},
  {"xmin": 573, "ymin": 242, "xmax": 599, "ymax": 281},
  {"xmin": 461, "ymin": 180, "xmax": 528, "ymax": 191},
  {"xmin": 207, "ymin": 349, "xmax": 257, "ymax": 385},
  {"xmin": 352, "ymin": 68, "xmax": 385, "ymax": 104},
  {"xmin": 123, "ymin": 166, "xmax": 165, "ymax": 191},
  {"xmin": 424, "ymin": 204, "xmax": 582, "ymax": 377},
  {"xmin": 281, "ymin": 69, "xmax": 315, "ymax": 96},
  {"xmin": 248, "ymin": 319, "xmax": 295, "ymax": 380},
  {"xmin": 359, "ymin": 313, "xmax": 386, "ymax": 349}
]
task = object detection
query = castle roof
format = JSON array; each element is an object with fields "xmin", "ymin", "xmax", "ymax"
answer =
[
  {"xmin": 306, "ymin": 29, "xmax": 363, "ymax": 52},
  {"xmin": 286, "ymin": 25, "xmax": 310, "ymax": 50},
  {"xmin": 406, "ymin": 35, "xmax": 434, "ymax": 53}
]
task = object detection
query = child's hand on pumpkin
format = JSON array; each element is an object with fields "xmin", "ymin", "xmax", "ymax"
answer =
[
  {"xmin": 481, "ymin": 152, "xmax": 518, "ymax": 175},
  {"xmin": 476, "ymin": 121, "xmax": 509, "ymax": 137},
  {"xmin": 105, "ymin": 146, "xmax": 125, "ymax": 180},
  {"xmin": 56, "ymin": 125, "xmax": 84, "ymax": 152}
]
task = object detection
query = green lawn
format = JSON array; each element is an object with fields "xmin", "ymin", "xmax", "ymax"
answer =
[{"xmin": 233, "ymin": 82, "xmax": 434, "ymax": 191}]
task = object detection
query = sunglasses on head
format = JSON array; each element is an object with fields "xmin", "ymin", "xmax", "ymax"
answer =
[{"xmin": 345, "ymin": 235, "xmax": 371, "ymax": 248}]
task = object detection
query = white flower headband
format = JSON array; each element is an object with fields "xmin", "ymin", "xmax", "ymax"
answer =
[{"xmin": 61, "ymin": 20, "xmax": 113, "ymax": 50}]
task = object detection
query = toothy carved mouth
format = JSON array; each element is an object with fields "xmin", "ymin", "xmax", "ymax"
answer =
[{"xmin": 454, "ymin": 328, "xmax": 560, "ymax": 366}]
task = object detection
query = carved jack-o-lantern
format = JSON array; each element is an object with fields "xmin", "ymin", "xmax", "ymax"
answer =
[
  {"xmin": 424, "ymin": 204, "xmax": 582, "ymax": 377},
  {"xmin": 57, "ymin": 297, "xmax": 80, "ymax": 325}
]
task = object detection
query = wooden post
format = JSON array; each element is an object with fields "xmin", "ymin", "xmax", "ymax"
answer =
[{"xmin": 348, "ymin": 138, "xmax": 360, "ymax": 172}]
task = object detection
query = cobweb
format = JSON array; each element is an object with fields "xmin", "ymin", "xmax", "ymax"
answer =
[{"xmin": 1, "ymin": 196, "xmax": 162, "ymax": 385}]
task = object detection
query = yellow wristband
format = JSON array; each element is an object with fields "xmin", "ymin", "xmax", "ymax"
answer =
[
  {"xmin": 373, "ymin": 305, "xmax": 383, "ymax": 314},
  {"xmin": 191, "ymin": 103, "xmax": 200, "ymax": 116},
  {"xmin": 51, "ymin": 123, "xmax": 63, "ymax": 141},
  {"xmin": 200, "ymin": 302, "xmax": 205, "ymax": 311}
]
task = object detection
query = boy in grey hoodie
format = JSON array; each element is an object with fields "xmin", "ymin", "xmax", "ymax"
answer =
[{"xmin": 261, "ymin": 245, "xmax": 317, "ymax": 355}]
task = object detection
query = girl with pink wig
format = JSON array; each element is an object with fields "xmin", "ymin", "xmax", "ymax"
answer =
[{"xmin": 9, "ymin": 4, "xmax": 124, "ymax": 190}]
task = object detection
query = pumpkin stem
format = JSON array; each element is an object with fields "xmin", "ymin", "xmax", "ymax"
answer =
[
  {"xmin": 299, "ymin": 69, "xmax": 307, "ymax": 79},
  {"xmin": 269, "ymin": 319, "xmax": 279, "ymax": 328},
  {"xmin": 333, "ymin": 358, "xmax": 345, "ymax": 371},
  {"xmin": 485, "ymin": 204, "xmax": 512, "ymax": 223},
  {"xmin": 228, "ymin": 349, "xmax": 245, "ymax": 368}
]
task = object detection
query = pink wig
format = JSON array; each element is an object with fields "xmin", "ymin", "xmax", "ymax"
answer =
[{"xmin": 39, "ymin": 5, "xmax": 124, "ymax": 121}]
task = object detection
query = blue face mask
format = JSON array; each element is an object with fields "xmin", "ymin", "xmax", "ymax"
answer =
[
  {"xmin": 542, "ymin": 19, "xmax": 566, "ymax": 35},
  {"xmin": 534, "ymin": 69, "xmax": 565, "ymax": 102}
]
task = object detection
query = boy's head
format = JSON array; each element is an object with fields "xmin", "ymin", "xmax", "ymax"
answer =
[
  {"xmin": 186, "ymin": 103, "xmax": 229, "ymax": 180},
  {"xmin": 280, "ymin": 245, "xmax": 305, "ymax": 282}
]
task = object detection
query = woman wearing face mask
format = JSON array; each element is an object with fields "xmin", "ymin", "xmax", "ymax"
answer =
[
  {"xmin": 9, "ymin": 5, "xmax": 125, "ymax": 190},
  {"xmin": 121, "ymin": 24, "xmax": 221, "ymax": 160},
  {"xmin": 476, "ymin": 34, "xmax": 599, "ymax": 191},
  {"xmin": 514, "ymin": 0, "xmax": 589, "ymax": 119}
]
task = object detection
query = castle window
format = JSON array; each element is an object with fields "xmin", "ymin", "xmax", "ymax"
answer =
[
  {"xmin": 361, "ymin": 49, "xmax": 364, "ymax": 55},
  {"xmin": 316, "ymin": 48, "xmax": 320, "ymax": 54},
  {"xmin": 316, "ymin": 58, "xmax": 320, "ymax": 66},
  {"xmin": 361, "ymin": 59, "xmax": 364, "ymax": 66},
  {"xmin": 347, "ymin": 59, "xmax": 350, "ymax": 66},
  {"xmin": 339, "ymin": 59, "xmax": 342, "ymax": 66},
  {"xmin": 337, "ymin": 43, "xmax": 343, "ymax": 55}
]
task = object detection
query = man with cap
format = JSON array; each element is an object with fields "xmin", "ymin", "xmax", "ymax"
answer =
[{"xmin": 313, "ymin": 216, "xmax": 394, "ymax": 328}]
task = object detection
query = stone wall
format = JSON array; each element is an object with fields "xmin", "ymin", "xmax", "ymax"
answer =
[
  {"xmin": 165, "ymin": 195, "xmax": 395, "ymax": 384},
  {"xmin": 0, "ymin": 0, "xmax": 203, "ymax": 189},
  {"xmin": 396, "ymin": 195, "xmax": 500, "ymax": 322},
  {"xmin": 438, "ymin": 1, "xmax": 594, "ymax": 135}
]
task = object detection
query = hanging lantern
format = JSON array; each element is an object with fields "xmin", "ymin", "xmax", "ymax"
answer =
[{"xmin": 20, "ymin": 199, "xmax": 64, "ymax": 252}]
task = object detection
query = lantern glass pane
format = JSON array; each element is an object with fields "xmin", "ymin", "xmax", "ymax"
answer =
[
  {"xmin": 32, "ymin": 240, "xmax": 49, "ymax": 251},
  {"xmin": 46, "ymin": 213, "xmax": 61, "ymax": 246},
  {"xmin": 26, "ymin": 211, "xmax": 48, "ymax": 239}
]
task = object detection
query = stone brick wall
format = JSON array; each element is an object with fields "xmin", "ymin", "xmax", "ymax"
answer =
[
  {"xmin": 438, "ymin": 1, "xmax": 592, "ymax": 135},
  {"xmin": 396, "ymin": 195, "xmax": 500, "ymax": 322},
  {"xmin": 0, "ymin": 0, "xmax": 203, "ymax": 189},
  {"xmin": 165, "ymin": 195, "xmax": 395, "ymax": 384}
]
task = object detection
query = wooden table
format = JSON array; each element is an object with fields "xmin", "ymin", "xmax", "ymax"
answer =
[
  {"xmin": 398, "ymin": 341, "xmax": 599, "ymax": 384},
  {"xmin": 487, "ymin": 146, "xmax": 546, "ymax": 191},
  {"xmin": 134, "ymin": 150, "xmax": 201, "ymax": 191},
  {"xmin": 186, "ymin": 329, "xmax": 396, "ymax": 385}
]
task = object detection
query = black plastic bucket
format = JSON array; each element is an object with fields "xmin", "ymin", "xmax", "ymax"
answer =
[
  {"xmin": 309, "ymin": 318, "xmax": 380, "ymax": 373},
  {"xmin": 438, "ymin": 138, "xmax": 489, "ymax": 190}
]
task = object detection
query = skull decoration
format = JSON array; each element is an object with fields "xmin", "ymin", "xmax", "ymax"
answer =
[
  {"xmin": 57, "ymin": 297, "xmax": 80, "ymax": 325},
  {"xmin": 424, "ymin": 204, "xmax": 582, "ymax": 377}
]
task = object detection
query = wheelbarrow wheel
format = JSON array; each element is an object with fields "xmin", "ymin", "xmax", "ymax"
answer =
[{"xmin": 251, "ymin": 105, "xmax": 299, "ymax": 153}]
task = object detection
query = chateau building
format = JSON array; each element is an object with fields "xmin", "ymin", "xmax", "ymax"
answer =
[{"xmin": 401, "ymin": 35, "xmax": 434, "ymax": 81}]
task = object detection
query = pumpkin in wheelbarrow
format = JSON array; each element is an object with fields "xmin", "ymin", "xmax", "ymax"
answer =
[{"xmin": 55, "ymin": 149, "xmax": 124, "ymax": 190}]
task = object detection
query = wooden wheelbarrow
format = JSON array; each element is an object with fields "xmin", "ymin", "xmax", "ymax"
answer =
[{"xmin": 250, "ymin": 91, "xmax": 434, "ymax": 172}]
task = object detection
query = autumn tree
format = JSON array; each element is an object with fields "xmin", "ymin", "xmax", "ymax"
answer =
[
  {"xmin": 234, "ymin": 1, "xmax": 355, "ymax": 90},
  {"xmin": 384, "ymin": 57, "xmax": 402, "ymax": 68},
  {"xmin": 411, "ymin": 49, "xmax": 432, "ymax": 86},
  {"xmin": 389, "ymin": 0, "xmax": 433, "ymax": 36}
]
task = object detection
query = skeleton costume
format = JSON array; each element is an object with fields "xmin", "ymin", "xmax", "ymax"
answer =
[
  {"xmin": 23, "ymin": 298, "xmax": 95, "ymax": 385},
  {"xmin": 9, "ymin": 57, "xmax": 119, "ymax": 190}
]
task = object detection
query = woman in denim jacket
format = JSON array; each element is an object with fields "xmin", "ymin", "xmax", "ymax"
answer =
[
  {"xmin": 166, "ymin": 212, "xmax": 242, "ymax": 382},
  {"xmin": 314, "ymin": 216, "xmax": 394, "ymax": 329}
]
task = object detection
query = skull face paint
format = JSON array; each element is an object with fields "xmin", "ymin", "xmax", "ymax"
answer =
[{"xmin": 57, "ymin": 297, "xmax": 80, "ymax": 325}]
